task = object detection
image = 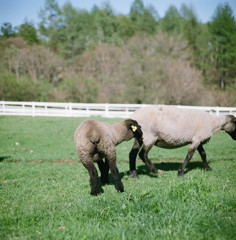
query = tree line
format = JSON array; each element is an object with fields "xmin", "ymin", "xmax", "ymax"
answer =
[{"xmin": 0, "ymin": 0, "xmax": 236, "ymax": 106}]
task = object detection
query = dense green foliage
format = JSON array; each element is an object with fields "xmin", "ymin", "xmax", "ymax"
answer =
[
  {"xmin": 0, "ymin": 116, "xmax": 236, "ymax": 239},
  {"xmin": 0, "ymin": 0, "xmax": 235, "ymax": 105},
  {"xmin": 209, "ymin": 3, "xmax": 236, "ymax": 90}
]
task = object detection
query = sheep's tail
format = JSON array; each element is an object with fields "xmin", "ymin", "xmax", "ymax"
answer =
[{"xmin": 89, "ymin": 129, "xmax": 100, "ymax": 145}]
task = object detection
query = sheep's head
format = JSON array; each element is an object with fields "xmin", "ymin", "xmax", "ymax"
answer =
[
  {"xmin": 125, "ymin": 119, "xmax": 143, "ymax": 141},
  {"xmin": 224, "ymin": 115, "xmax": 236, "ymax": 140}
]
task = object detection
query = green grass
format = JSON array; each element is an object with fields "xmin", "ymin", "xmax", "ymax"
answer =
[{"xmin": 0, "ymin": 116, "xmax": 236, "ymax": 240}]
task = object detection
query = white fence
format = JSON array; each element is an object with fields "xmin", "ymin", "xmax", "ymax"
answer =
[{"xmin": 0, "ymin": 101, "xmax": 236, "ymax": 118}]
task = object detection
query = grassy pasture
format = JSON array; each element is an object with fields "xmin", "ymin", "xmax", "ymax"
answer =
[{"xmin": 0, "ymin": 116, "xmax": 236, "ymax": 240}]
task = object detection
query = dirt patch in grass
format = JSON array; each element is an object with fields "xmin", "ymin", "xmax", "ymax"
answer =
[{"xmin": 5, "ymin": 159, "xmax": 80, "ymax": 164}]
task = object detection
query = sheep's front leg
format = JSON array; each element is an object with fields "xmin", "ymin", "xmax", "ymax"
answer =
[
  {"xmin": 129, "ymin": 139, "xmax": 141, "ymax": 178},
  {"xmin": 83, "ymin": 161, "xmax": 99, "ymax": 196},
  {"xmin": 106, "ymin": 147, "xmax": 124, "ymax": 192},
  {"xmin": 97, "ymin": 159, "xmax": 109, "ymax": 185},
  {"xmin": 139, "ymin": 144, "xmax": 158, "ymax": 175},
  {"xmin": 178, "ymin": 148, "xmax": 196, "ymax": 177},
  {"xmin": 197, "ymin": 144, "xmax": 212, "ymax": 171}
]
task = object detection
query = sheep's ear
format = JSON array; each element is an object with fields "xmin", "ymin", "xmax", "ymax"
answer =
[
  {"xmin": 131, "ymin": 125, "xmax": 137, "ymax": 132},
  {"xmin": 229, "ymin": 115, "xmax": 236, "ymax": 123}
]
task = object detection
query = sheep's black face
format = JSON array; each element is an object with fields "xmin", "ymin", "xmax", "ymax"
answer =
[
  {"xmin": 228, "ymin": 127, "xmax": 236, "ymax": 140},
  {"xmin": 227, "ymin": 115, "xmax": 236, "ymax": 140}
]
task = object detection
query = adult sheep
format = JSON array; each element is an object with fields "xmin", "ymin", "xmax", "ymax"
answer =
[
  {"xmin": 129, "ymin": 105, "xmax": 236, "ymax": 178},
  {"xmin": 74, "ymin": 119, "xmax": 142, "ymax": 195}
]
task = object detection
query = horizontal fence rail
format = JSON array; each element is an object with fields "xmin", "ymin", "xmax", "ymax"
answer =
[{"xmin": 0, "ymin": 101, "xmax": 236, "ymax": 118}]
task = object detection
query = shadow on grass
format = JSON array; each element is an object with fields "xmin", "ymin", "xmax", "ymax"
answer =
[
  {"xmin": 134, "ymin": 161, "xmax": 204, "ymax": 176},
  {"xmin": 98, "ymin": 161, "xmax": 205, "ymax": 193},
  {"xmin": 0, "ymin": 156, "xmax": 10, "ymax": 162}
]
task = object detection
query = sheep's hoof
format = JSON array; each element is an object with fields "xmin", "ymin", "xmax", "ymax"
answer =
[
  {"xmin": 118, "ymin": 188, "xmax": 124, "ymax": 193},
  {"xmin": 101, "ymin": 179, "xmax": 109, "ymax": 185},
  {"xmin": 116, "ymin": 185, "xmax": 124, "ymax": 193},
  {"xmin": 177, "ymin": 171, "xmax": 184, "ymax": 178},
  {"xmin": 130, "ymin": 170, "xmax": 139, "ymax": 178},
  {"xmin": 149, "ymin": 171, "xmax": 158, "ymax": 177},
  {"xmin": 90, "ymin": 192, "xmax": 99, "ymax": 196},
  {"xmin": 204, "ymin": 167, "xmax": 212, "ymax": 171}
]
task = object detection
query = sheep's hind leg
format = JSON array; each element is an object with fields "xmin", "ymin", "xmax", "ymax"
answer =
[
  {"xmin": 197, "ymin": 144, "xmax": 212, "ymax": 171},
  {"xmin": 139, "ymin": 145, "xmax": 158, "ymax": 175},
  {"xmin": 106, "ymin": 149, "xmax": 124, "ymax": 192},
  {"xmin": 178, "ymin": 148, "xmax": 195, "ymax": 177},
  {"xmin": 83, "ymin": 160, "xmax": 99, "ymax": 195},
  {"xmin": 97, "ymin": 159, "xmax": 109, "ymax": 185},
  {"xmin": 107, "ymin": 160, "xmax": 124, "ymax": 192},
  {"xmin": 129, "ymin": 139, "xmax": 141, "ymax": 178}
]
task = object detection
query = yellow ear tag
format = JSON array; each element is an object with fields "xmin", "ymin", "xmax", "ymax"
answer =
[{"xmin": 131, "ymin": 125, "xmax": 137, "ymax": 132}]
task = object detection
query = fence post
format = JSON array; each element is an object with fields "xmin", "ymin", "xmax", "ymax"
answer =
[
  {"xmin": 105, "ymin": 103, "xmax": 109, "ymax": 117},
  {"xmin": 32, "ymin": 102, "xmax": 35, "ymax": 117},
  {"xmin": 86, "ymin": 105, "xmax": 89, "ymax": 116},
  {"xmin": 45, "ymin": 104, "xmax": 47, "ymax": 116},
  {"xmin": 3, "ymin": 101, "xmax": 5, "ymax": 115},
  {"xmin": 23, "ymin": 103, "xmax": 25, "ymax": 115},
  {"xmin": 69, "ymin": 102, "xmax": 72, "ymax": 116}
]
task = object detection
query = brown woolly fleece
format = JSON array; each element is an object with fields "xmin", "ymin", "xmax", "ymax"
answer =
[{"xmin": 74, "ymin": 119, "xmax": 142, "ymax": 195}]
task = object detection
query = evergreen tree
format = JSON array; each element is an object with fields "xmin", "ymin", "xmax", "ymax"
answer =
[
  {"xmin": 161, "ymin": 5, "xmax": 181, "ymax": 33},
  {"xmin": 129, "ymin": 0, "xmax": 158, "ymax": 34},
  {"xmin": 91, "ymin": 3, "xmax": 119, "ymax": 43},
  {"xmin": 117, "ymin": 15, "xmax": 136, "ymax": 39},
  {"xmin": 209, "ymin": 3, "xmax": 236, "ymax": 90},
  {"xmin": 59, "ymin": 2, "xmax": 120, "ymax": 59},
  {"xmin": 0, "ymin": 22, "xmax": 16, "ymax": 37},
  {"xmin": 180, "ymin": 3, "xmax": 199, "ymax": 49},
  {"xmin": 59, "ymin": 2, "xmax": 94, "ymax": 58},
  {"xmin": 38, "ymin": 0, "xmax": 62, "ymax": 50},
  {"xmin": 18, "ymin": 21, "xmax": 39, "ymax": 44}
]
